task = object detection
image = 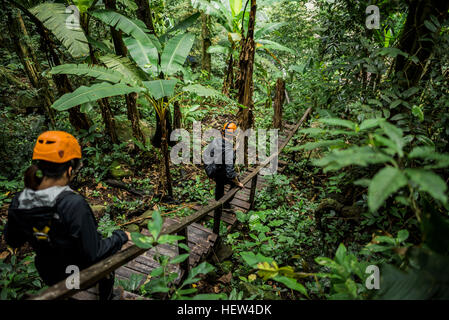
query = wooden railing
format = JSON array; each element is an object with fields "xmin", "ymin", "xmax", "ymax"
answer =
[{"xmin": 29, "ymin": 107, "xmax": 312, "ymax": 300}]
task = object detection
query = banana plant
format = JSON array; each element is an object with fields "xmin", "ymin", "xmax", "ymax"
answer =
[
  {"xmin": 47, "ymin": 9, "xmax": 229, "ymax": 196},
  {"xmin": 192, "ymin": 0, "xmax": 294, "ymax": 93}
]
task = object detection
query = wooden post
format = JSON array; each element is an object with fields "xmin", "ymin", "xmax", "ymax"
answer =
[
  {"xmin": 249, "ymin": 174, "xmax": 257, "ymax": 210},
  {"xmin": 177, "ymin": 227, "xmax": 190, "ymax": 280},
  {"xmin": 213, "ymin": 206, "xmax": 222, "ymax": 235}
]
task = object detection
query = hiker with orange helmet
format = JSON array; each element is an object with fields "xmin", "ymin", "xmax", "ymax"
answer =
[
  {"xmin": 204, "ymin": 122, "xmax": 244, "ymax": 204},
  {"xmin": 4, "ymin": 131, "xmax": 130, "ymax": 300}
]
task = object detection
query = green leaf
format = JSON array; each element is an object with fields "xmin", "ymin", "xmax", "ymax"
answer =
[
  {"xmin": 30, "ymin": 3, "xmax": 89, "ymax": 58},
  {"xmin": 313, "ymin": 146, "xmax": 393, "ymax": 172},
  {"xmin": 255, "ymin": 22, "xmax": 287, "ymax": 39},
  {"xmin": 207, "ymin": 45, "xmax": 230, "ymax": 55},
  {"xmin": 123, "ymin": 36, "xmax": 159, "ymax": 74},
  {"xmin": 161, "ymin": 33, "xmax": 195, "ymax": 75},
  {"xmin": 424, "ymin": 20, "xmax": 437, "ymax": 32},
  {"xmin": 157, "ymin": 234, "xmax": 185, "ymax": 244},
  {"xmin": 390, "ymin": 99, "xmax": 402, "ymax": 109},
  {"xmin": 160, "ymin": 12, "xmax": 200, "ymax": 43},
  {"xmin": 257, "ymin": 39, "xmax": 295, "ymax": 54},
  {"xmin": 380, "ymin": 122, "xmax": 404, "ymax": 157},
  {"xmin": 396, "ymin": 230, "xmax": 409, "ymax": 243},
  {"xmin": 273, "ymin": 275, "xmax": 308, "ymax": 296},
  {"xmin": 300, "ymin": 140, "xmax": 346, "ymax": 151},
  {"xmin": 91, "ymin": 10, "xmax": 161, "ymax": 52},
  {"xmin": 368, "ymin": 167, "xmax": 408, "ymax": 212},
  {"xmin": 403, "ymin": 87, "xmax": 419, "ymax": 98},
  {"xmin": 150, "ymin": 266, "xmax": 164, "ymax": 277},
  {"xmin": 191, "ymin": 293, "xmax": 226, "ymax": 300},
  {"xmin": 411, "ymin": 105, "xmax": 424, "ymax": 122},
  {"xmin": 148, "ymin": 210, "xmax": 163, "ymax": 239},
  {"xmin": 143, "ymin": 79, "xmax": 178, "ymax": 100},
  {"xmin": 51, "ymin": 83, "xmax": 141, "ymax": 111},
  {"xmin": 240, "ymin": 252, "xmax": 273, "ymax": 268},
  {"xmin": 376, "ymin": 247, "xmax": 449, "ymax": 299},
  {"xmin": 99, "ymin": 54, "xmax": 146, "ymax": 85},
  {"xmin": 170, "ymin": 254, "xmax": 190, "ymax": 264},
  {"xmin": 405, "ymin": 169, "xmax": 448, "ymax": 204},
  {"xmin": 408, "ymin": 147, "xmax": 449, "ymax": 169},
  {"xmin": 229, "ymin": 0, "xmax": 242, "ymax": 17},
  {"xmin": 319, "ymin": 118, "xmax": 356, "ymax": 130},
  {"xmin": 335, "ymin": 243, "xmax": 347, "ymax": 265},
  {"xmin": 359, "ymin": 118, "xmax": 385, "ymax": 131},
  {"xmin": 184, "ymin": 262, "xmax": 214, "ymax": 285},
  {"xmin": 50, "ymin": 64, "xmax": 131, "ymax": 85},
  {"xmin": 131, "ymin": 232, "xmax": 153, "ymax": 249}
]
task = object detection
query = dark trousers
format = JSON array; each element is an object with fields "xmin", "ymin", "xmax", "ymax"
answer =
[
  {"xmin": 98, "ymin": 271, "xmax": 115, "ymax": 300},
  {"xmin": 214, "ymin": 173, "xmax": 235, "ymax": 209}
]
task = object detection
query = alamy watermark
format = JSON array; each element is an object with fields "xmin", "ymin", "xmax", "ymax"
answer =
[
  {"xmin": 365, "ymin": 265, "xmax": 380, "ymax": 290},
  {"xmin": 366, "ymin": 5, "xmax": 380, "ymax": 30},
  {"xmin": 65, "ymin": 265, "xmax": 80, "ymax": 289}
]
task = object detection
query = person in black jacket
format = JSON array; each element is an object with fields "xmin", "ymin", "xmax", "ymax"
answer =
[
  {"xmin": 204, "ymin": 122, "xmax": 244, "ymax": 203},
  {"xmin": 4, "ymin": 131, "xmax": 130, "ymax": 300}
]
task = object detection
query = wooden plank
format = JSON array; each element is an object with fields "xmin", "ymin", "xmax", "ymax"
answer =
[
  {"xmin": 230, "ymin": 204, "xmax": 248, "ymax": 213},
  {"xmin": 230, "ymin": 197, "xmax": 251, "ymax": 210},
  {"xmin": 206, "ymin": 210, "xmax": 236, "ymax": 225}
]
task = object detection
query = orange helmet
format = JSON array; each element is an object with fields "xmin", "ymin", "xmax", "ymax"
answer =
[
  {"xmin": 32, "ymin": 131, "xmax": 81, "ymax": 163},
  {"xmin": 222, "ymin": 121, "xmax": 237, "ymax": 136}
]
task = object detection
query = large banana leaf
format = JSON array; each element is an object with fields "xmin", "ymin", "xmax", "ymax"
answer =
[
  {"xmin": 182, "ymin": 84, "xmax": 237, "ymax": 105},
  {"xmin": 160, "ymin": 12, "xmax": 201, "ymax": 44},
  {"xmin": 123, "ymin": 36, "xmax": 159, "ymax": 75},
  {"xmin": 99, "ymin": 54, "xmax": 147, "ymax": 85},
  {"xmin": 50, "ymin": 64, "xmax": 132, "ymax": 85},
  {"xmin": 52, "ymin": 83, "xmax": 141, "ymax": 111},
  {"xmin": 30, "ymin": 3, "xmax": 89, "ymax": 58},
  {"xmin": 229, "ymin": 0, "xmax": 242, "ymax": 17},
  {"xmin": 143, "ymin": 79, "xmax": 178, "ymax": 100},
  {"xmin": 91, "ymin": 10, "xmax": 161, "ymax": 52},
  {"xmin": 160, "ymin": 33, "xmax": 195, "ymax": 75},
  {"xmin": 207, "ymin": 45, "xmax": 230, "ymax": 55},
  {"xmin": 254, "ymin": 22, "xmax": 287, "ymax": 40},
  {"xmin": 257, "ymin": 39, "xmax": 295, "ymax": 54}
]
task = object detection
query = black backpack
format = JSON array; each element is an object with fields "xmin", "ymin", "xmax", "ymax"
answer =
[{"xmin": 8, "ymin": 190, "xmax": 74, "ymax": 249}]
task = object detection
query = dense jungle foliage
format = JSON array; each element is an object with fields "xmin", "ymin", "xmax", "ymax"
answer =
[{"xmin": 1, "ymin": 0, "xmax": 449, "ymax": 300}]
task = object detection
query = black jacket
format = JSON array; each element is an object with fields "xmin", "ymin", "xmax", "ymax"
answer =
[
  {"xmin": 5, "ymin": 189, "xmax": 128, "ymax": 285},
  {"xmin": 204, "ymin": 137, "xmax": 237, "ymax": 180}
]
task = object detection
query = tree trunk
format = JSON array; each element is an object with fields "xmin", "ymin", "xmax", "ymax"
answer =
[
  {"xmin": 236, "ymin": 0, "xmax": 257, "ymax": 131},
  {"xmin": 135, "ymin": 0, "xmax": 156, "ymax": 35},
  {"xmin": 7, "ymin": 9, "xmax": 55, "ymax": 126},
  {"xmin": 222, "ymin": 52, "xmax": 234, "ymax": 96},
  {"xmin": 173, "ymin": 101, "xmax": 182, "ymax": 129},
  {"xmin": 201, "ymin": 12, "xmax": 211, "ymax": 77},
  {"xmin": 273, "ymin": 78, "xmax": 285, "ymax": 130},
  {"xmin": 395, "ymin": 0, "xmax": 449, "ymax": 89},
  {"xmin": 235, "ymin": 0, "xmax": 257, "ymax": 166},
  {"xmin": 160, "ymin": 109, "xmax": 173, "ymax": 198},
  {"xmin": 105, "ymin": 0, "xmax": 145, "ymax": 144},
  {"xmin": 80, "ymin": 13, "xmax": 118, "ymax": 143},
  {"xmin": 8, "ymin": 1, "xmax": 92, "ymax": 131}
]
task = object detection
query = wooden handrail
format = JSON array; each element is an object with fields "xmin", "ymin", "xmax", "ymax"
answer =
[{"xmin": 29, "ymin": 107, "xmax": 312, "ymax": 300}]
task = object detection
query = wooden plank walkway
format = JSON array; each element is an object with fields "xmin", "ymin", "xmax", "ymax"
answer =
[{"xmin": 58, "ymin": 120, "xmax": 300, "ymax": 300}]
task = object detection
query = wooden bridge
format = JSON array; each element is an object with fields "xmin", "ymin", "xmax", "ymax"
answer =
[{"xmin": 29, "ymin": 107, "xmax": 312, "ymax": 300}]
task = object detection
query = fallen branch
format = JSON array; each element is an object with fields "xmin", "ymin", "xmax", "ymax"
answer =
[{"xmin": 104, "ymin": 179, "xmax": 145, "ymax": 197}]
